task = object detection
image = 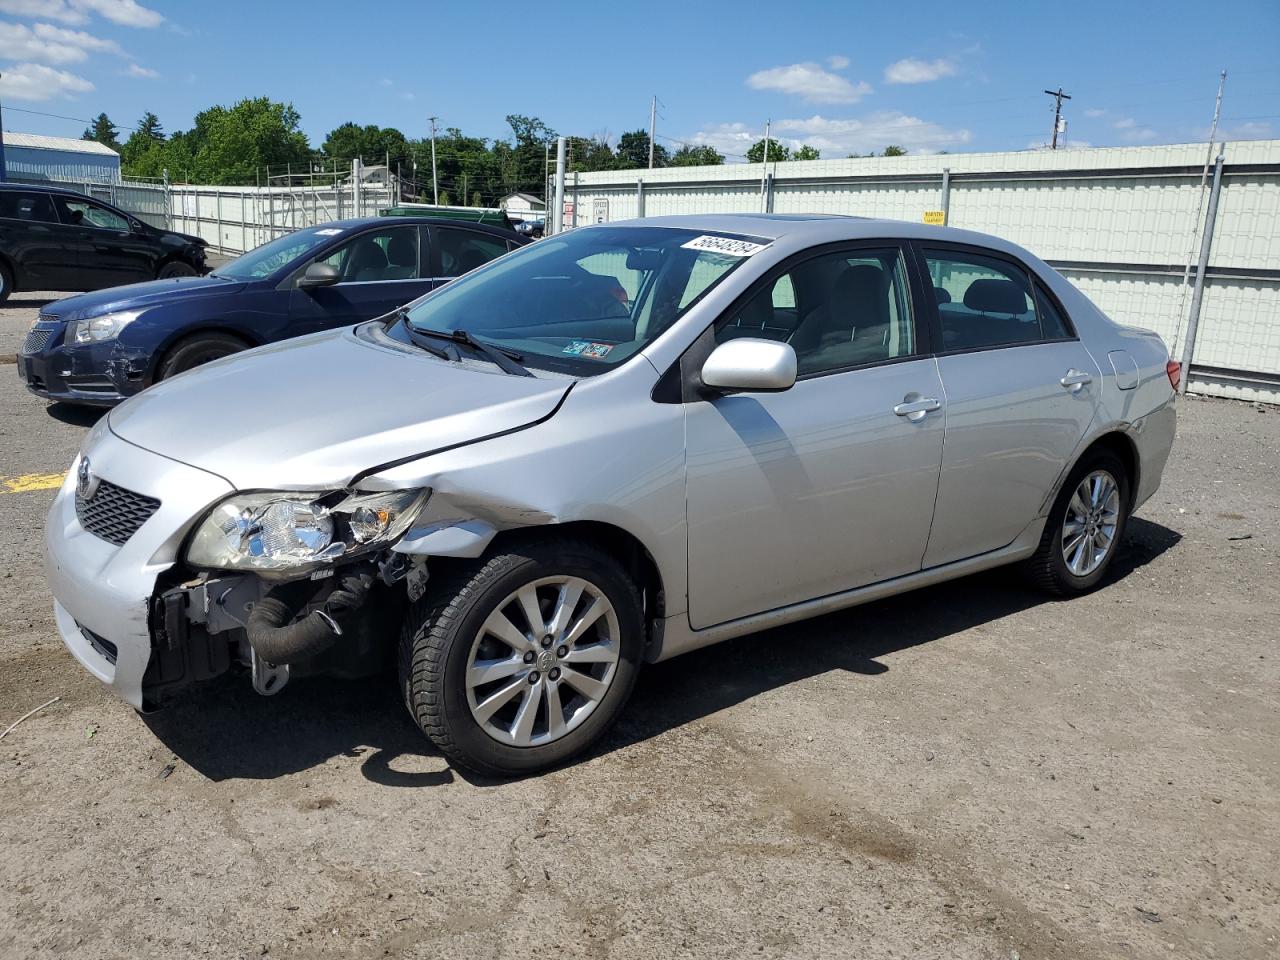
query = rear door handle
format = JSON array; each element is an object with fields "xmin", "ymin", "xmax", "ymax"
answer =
[
  {"xmin": 1060, "ymin": 370, "xmax": 1093, "ymax": 392},
  {"xmin": 893, "ymin": 397, "xmax": 942, "ymax": 422}
]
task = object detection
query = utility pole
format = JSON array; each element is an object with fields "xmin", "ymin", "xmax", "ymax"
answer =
[
  {"xmin": 1044, "ymin": 87, "xmax": 1071, "ymax": 149},
  {"xmin": 759, "ymin": 119, "xmax": 771, "ymax": 208},
  {"xmin": 427, "ymin": 116, "xmax": 439, "ymax": 205},
  {"xmin": 648, "ymin": 95, "xmax": 657, "ymax": 169}
]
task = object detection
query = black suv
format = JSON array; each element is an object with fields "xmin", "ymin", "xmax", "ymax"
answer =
[{"xmin": 0, "ymin": 183, "xmax": 207, "ymax": 303}]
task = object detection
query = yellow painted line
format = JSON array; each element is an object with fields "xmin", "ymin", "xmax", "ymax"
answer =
[{"xmin": 2, "ymin": 473, "xmax": 65, "ymax": 493}]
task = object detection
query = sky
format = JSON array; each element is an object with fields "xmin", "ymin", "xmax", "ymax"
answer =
[{"xmin": 0, "ymin": 0, "xmax": 1277, "ymax": 161}]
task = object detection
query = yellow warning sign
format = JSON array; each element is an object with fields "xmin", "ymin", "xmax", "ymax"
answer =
[{"xmin": 923, "ymin": 210, "xmax": 946, "ymax": 225}]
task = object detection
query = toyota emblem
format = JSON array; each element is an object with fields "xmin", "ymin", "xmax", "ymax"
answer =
[{"xmin": 76, "ymin": 458, "xmax": 99, "ymax": 500}]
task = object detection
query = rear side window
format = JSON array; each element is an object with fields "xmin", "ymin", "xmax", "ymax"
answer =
[
  {"xmin": 56, "ymin": 197, "xmax": 128, "ymax": 232},
  {"xmin": 0, "ymin": 191, "xmax": 57, "ymax": 223},
  {"xmin": 924, "ymin": 249, "xmax": 1070, "ymax": 350},
  {"xmin": 435, "ymin": 228, "xmax": 508, "ymax": 278}
]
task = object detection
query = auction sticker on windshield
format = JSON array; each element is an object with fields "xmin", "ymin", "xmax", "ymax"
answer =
[
  {"xmin": 563, "ymin": 340, "xmax": 614, "ymax": 359},
  {"xmin": 681, "ymin": 235, "xmax": 770, "ymax": 257}
]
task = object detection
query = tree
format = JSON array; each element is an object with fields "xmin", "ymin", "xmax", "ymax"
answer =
[
  {"xmin": 182, "ymin": 97, "xmax": 311, "ymax": 184},
  {"xmin": 82, "ymin": 113, "xmax": 121, "ymax": 151},
  {"xmin": 615, "ymin": 129, "xmax": 667, "ymax": 169},
  {"xmin": 503, "ymin": 113, "xmax": 557, "ymax": 196},
  {"xmin": 671, "ymin": 144, "xmax": 724, "ymax": 166},
  {"xmin": 793, "ymin": 145, "xmax": 821, "ymax": 161},
  {"xmin": 747, "ymin": 138, "xmax": 790, "ymax": 163},
  {"xmin": 566, "ymin": 135, "xmax": 616, "ymax": 173},
  {"xmin": 883, "ymin": 145, "xmax": 907, "ymax": 156},
  {"xmin": 120, "ymin": 111, "xmax": 166, "ymax": 172},
  {"xmin": 321, "ymin": 122, "xmax": 409, "ymax": 164}
]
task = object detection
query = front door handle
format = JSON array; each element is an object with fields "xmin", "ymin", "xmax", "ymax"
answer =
[
  {"xmin": 1060, "ymin": 369, "xmax": 1093, "ymax": 392},
  {"xmin": 893, "ymin": 397, "xmax": 942, "ymax": 422}
]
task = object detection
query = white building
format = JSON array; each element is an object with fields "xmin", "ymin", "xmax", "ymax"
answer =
[
  {"xmin": 500, "ymin": 192, "xmax": 545, "ymax": 221},
  {"xmin": 3, "ymin": 132, "xmax": 120, "ymax": 183}
]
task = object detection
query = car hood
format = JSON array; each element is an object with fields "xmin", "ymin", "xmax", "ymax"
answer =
[
  {"xmin": 107, "ymin": 326, "xmax": 572, "ymax": 491},
  {"xmin": 47, "ymin": 276, "xmax": 245, "ymax": 323}
]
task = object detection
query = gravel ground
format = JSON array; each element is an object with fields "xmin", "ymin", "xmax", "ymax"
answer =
[{"xmin": 1, "ymin": 293, "xmax": 1277, "ymax": 960}]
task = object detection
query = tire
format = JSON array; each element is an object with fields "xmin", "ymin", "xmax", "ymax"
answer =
[
  {"xmin": 399, "ymin": 539, "xmax": 644, "ymax": 777},
  {"xmin": 155, "ymin": 332, "xmax": 248, "ymax": 381},
  {"xmin": 158, "ymin": 261, "xmax": 197, "ymax": 280},
  {"xmin": 1024, "ymin": 449, "xmax": 1130, "ymax": 595},
  {"xmin": 0, "ymin": 261, "xmax": 12, "ymax": 304}
]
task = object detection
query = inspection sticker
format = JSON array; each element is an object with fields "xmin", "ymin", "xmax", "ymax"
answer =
[
  {"xmin": 681, "ymin": 235, "xmax": 770, "ymax": 257},
  {"xmin": 563, "ymin": 340, "xmax": 614, "ymax": 359},
  {"xmin": 314, "ymin": 228, "xmax": 343, "ymax": 236}
]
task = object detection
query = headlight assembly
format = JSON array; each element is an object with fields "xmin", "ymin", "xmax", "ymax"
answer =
[
  {"xmin": 71, "ymin": 309, "xmax": 144, "ymax": 344},
  {"xmin": 186, "ymin": 488, "xmax": 428, "ymax": 572}
]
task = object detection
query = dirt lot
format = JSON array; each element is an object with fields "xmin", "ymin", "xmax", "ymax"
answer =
[{"xmin": 1, "ymin": 293, "xmax": 1277, "ymax": 960}]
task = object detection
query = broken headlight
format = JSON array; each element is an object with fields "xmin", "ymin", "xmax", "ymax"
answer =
[{"xmin": 186, "ymin": 489, "xmax": 428, "ymax": 572}]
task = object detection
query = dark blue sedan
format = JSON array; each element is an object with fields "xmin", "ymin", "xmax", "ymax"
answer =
[{"xmin": 16, "ymin": 216, "xmax": 527, "ymax": 406}]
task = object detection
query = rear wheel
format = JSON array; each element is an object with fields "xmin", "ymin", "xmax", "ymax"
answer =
[
  {"xmin": 155, "ymin": 332, "xmax": 248, "ymax": 381},
  {"xmin": 399, "ymin": 539, "xmax": 644, "ymax": 777},
  {"xmin": 158, "ymin": 261, "xmax": 197, "ymax": 280},
  {"xmin": 1024, "ymin": 449, "xmax": 1130, "ymax": 595}
]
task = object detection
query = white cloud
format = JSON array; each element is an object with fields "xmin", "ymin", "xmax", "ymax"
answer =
[
  {"xmin": 1083, "ymin": 107, "xmax": 1107, "ymax": 118},
  {"xmin": 1210, "ymin": 120, "xmax": 1274, "ymax": 140},
  {"xmin": 826, "ymin": 54, "xmax": 849, "ymax": 70},
  {"xmin": 124, "ymin": 62, "xmax": 157, "ymax": 78},
  {"xmin": 71, "ymin": 0, "xmax": 162, "ymax": 28},
  {"xmin": 0, "ymin": 61, "xmax": 93, "ymax": 100},
  {"xmin": 747, "ymin": 62, "xmax": 872, "ymax": 104},
  {"xmin": 884, "ymin": 57, "xmax": 957, "ymax": 85},
  {"xmin": 379, "ymin": 77, "xmax": 392, "ymax": 86},
  {"xmin": 0, "ymin": 21, "xmax": 124, "ymax": 62},
  {"xmin": 0, "ymin": 0, "xmax": 162, "ymax": 27},
  {"xmin": 689, "ymin": 112, "xmax": 971, "ymax": 159},
  {"xmin": 400, "ymin": 91, "xmax": 415, "ymax": 101},
  {"xmin": 0, "ymin": 0, "xmax": 86, "ymax": 23},
  {"xmin": 1112, "ymin": 117, "xmax": 1135, "ymax": 129}
]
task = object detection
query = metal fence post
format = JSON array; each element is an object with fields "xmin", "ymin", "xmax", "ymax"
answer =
[
  {"xmin": 636, "ymin": 179, "xmax": 645, "ymax": 218},
  {"xmin": 552, "ymin": 137, "xmax": 566, "ymax": 235},
  {"xmin": 1179, "ymin": 145, "xmax": 1225, "ymax": 394},
  {"xmin": 215, "ymin": 191, "xmax": 222, "ymax": 253},
  {"xmin": 765, "ymin": 173, "xmax": 775, "ymax": 213},
  {"xmin": 941, "ymin": 167, "xmax": 951, "ymax": 225},
  {"xmin": 572, "ymin": 171, "xmax": 579, "ymax": 227}
]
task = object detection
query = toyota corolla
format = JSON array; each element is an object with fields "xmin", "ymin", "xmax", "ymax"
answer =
[{"xmin": 44, "ymin": 214, "xmax": 1177, "ymax": 776}]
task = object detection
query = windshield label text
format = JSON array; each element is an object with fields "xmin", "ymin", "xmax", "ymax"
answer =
[{"xmin": 680, "ymin": 235, "xmax": 770, "ymax": 258}]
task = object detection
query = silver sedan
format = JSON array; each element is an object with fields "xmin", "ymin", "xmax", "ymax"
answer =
[{"xmin": 45, "ymin": 214, "xmax": 1177, "ymax": 776}]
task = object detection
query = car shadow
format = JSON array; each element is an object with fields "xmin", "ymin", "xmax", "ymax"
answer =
[
  {"xmin": 2, "ymin": 297, "xmax": 61, "ymax": 310},
  {"xmin": 144, "ymin": 517, "xmax": 1180, "ymax": 787},
  {"xmin": 44, "ymin": 402, "xmax": 108, "ymax": 427}
]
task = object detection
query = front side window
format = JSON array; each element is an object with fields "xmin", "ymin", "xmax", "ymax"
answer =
[
  {"xmin": 435, "ymin": 228, "xmax": 507, "ymax": 278},
  {"xmin": 401, "ymin": 226, "xmax": 755, "ymax": 375},
  {"xmin": 57, "ymin": 197, "xmax": 128, "ymax": 232},
  {"xmin": 318, "ymin": 226, "xmax": 421, "ymax": 282},
  {"xmin": 0, "ymin": 192, "xmax": 57, "ymax": 223},
  {"xmin": 715, "ymin": 247, "xmax": 916, "ymax": 377},
  {"xmin": 924, "ymin": 249, "xmax": 1069, "ymax": 350}
]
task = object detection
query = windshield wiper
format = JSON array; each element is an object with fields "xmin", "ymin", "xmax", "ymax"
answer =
[
  {"xmin": 410, "ymin": 326, "xmax": 533, "ymax": 377},
  {"xmin": 389, "ymin": 309, "xmax": 454, "ymax": 362}
]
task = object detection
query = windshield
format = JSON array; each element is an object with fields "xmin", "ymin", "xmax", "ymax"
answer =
[
  {"xmin": 400, "ymin": 226, "xmax": 762, "ymax": 375},
  {"xmin": 213, "ymin": 226, "xmax": 345, "ymax": 280}
]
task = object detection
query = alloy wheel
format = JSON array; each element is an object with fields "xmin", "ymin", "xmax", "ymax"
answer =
[
  {"xmin": 464, "ymin": 576, "xmax": 620, "ymax": 748},
  {"xmin": 1061, "ymin": 469, "xmax": 1121, "ymax": 577}
]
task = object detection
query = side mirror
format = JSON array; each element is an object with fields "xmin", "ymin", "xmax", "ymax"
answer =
[
  {"xmin": 701, "ymin": 338, "xmax": 797, "ymax": 393},
  {"xmin": 298, "ymin": 262, "xmax": 341, "ymax": 289}
]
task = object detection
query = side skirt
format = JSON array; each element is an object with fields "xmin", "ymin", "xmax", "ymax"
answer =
[{"xmin": 649, "ymin": 517, "xmax": 1047, "ymax": 663}]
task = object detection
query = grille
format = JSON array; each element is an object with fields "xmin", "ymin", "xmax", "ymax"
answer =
[
  {"xmin": 22, "ymin": 327, "xmax": 53, "ymax": 354},
  {"xmin": 76, "ymin": 480, "xmax": 161, "ymax": 546}
]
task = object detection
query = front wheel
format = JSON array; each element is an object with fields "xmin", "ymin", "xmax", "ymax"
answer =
[
  {"xmin": 155, "ymin": 332, "xmax": 248, "ymax": 381},
  {"xmin": 158, "ymin": 261, "xmax": 197, "ymax": 280},
  {"xmin": 1024, "ymin": 449, "xmax": 1130, "ymax": 595},
  {"xmin": 400, "ymin": 539, "xmax": 644, "ymax": 777}
]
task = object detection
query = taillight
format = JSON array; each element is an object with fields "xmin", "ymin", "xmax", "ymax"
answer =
[{"xmin": 1166, "ymin": 359, "xmax": 1182, "ymax": 391}]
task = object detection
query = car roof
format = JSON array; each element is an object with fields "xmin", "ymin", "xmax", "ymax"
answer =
[
  {"xmin": 0, "ymin": 181, "xmax": 100, "ymax": 198},
  {"xmin": 598, "ymin": 212, "xmax": 1036, "ymax": 262},
  {"xmin": 312, "ymin": 215, "xmax": 521, "ymax": 237}
]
